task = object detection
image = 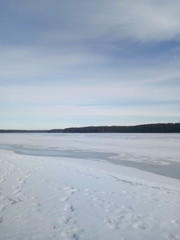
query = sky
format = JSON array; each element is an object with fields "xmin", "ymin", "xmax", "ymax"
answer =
[{"xmin": 0, "ymin": 0, "xmax": 180, "ymax": 129}]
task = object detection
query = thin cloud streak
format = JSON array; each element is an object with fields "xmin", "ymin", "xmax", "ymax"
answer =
[
  {"xmin": 0, "ymin": 81, "xmax": 180, "ymax": 105},
  {"xmin": 21, "ymin": 0, "xmax": 180, "ymax": 42},
  {"xmin": 0, "ymin": 104, "xmax": 179, "ymax": 129},
  {"xmin": 0, "ymin": 0, "xmax": 180, "ymax": 128}
]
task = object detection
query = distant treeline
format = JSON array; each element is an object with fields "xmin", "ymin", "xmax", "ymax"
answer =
[
  {"xmin": 0, "ymin": 123, "xmax": 180, "ymax": 133},
  {"xmin": 50, "ymin": 123, "xmax": 180, "ymax": 133}
]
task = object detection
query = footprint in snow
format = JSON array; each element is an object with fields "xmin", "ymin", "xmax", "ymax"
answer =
[
  {"xmin": 63, "ymin": 204, "xmax": 75, "ymax": 212},
  {"xmin": 58, "ymin": 215, "xmax": 72, "ymax": 224},
  {"xmin": 60, "ymin": 196, "xmax": 69, "ymax": 202},
  {"xmin": 171, "ymin": 219, "xmax": 180, "ymax": 225},
  {"xmin": 60, "ymin": 231, "xmax": 79, "ymax": 240},
  {"xmin": 167, "ymin": 233, "xmax": 180, "ymax": 240},
  {"xmin": 60, "ymin": 227, "xmax": 84, "ymax": 240},
  {"xmin": 132, "ymin": 222, "xmax": 147, "ymax": 230},
  {"xmin": 0, "ymin": 204, "xmax": 6, "ymax": 212},
  {"xmin": 63, "ymin": 186, "xmax": 79, "ymax": 195},
  {"xmin": 0, "ymin": 195, "xmax": 6, "ymax": 201},
  {"xmin": 32, "ymin": 202, "xmax": 41, "ymax": 212}
]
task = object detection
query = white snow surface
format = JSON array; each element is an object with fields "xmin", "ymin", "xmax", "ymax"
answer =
[{"xmin": 0, "ymin": 133, "xmax": 180, "ymax": 240}]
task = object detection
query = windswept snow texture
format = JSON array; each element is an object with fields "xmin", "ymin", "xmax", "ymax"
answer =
[{"xmin": 0, "ymin": 133, "xmax": 180, "ymax": 240}]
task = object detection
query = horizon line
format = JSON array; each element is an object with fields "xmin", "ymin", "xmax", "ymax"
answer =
[{"xmin": 0, "ymin": 122, "xmax": 179, "ymax": 131}]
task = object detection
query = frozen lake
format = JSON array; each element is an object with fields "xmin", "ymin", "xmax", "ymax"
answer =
[
  {"xmin": 0, "ymin": 133, "xmax": 180, "ymax": 240},
  {"xmin": 0, "ymin": 133, "xmax": 180, "ymax": 179}
]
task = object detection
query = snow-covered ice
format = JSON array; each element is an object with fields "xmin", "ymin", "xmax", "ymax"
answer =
[{"xmin": 0, "ymin": 133, "xmax": 180, "ymax": 240}]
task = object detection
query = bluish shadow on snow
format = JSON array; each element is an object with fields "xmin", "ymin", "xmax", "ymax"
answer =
[
  {"xmin": 0, "ymin": 144, "xmax": 180, "ymax": 180},
  {"xmin": 0, "ymin": 144, "xmax": 118, "ymax": 160}
]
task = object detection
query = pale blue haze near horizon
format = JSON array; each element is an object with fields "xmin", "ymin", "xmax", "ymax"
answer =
[{"xmin": 0, "ymin": 0, "xmax": 180, "ymax": 129}]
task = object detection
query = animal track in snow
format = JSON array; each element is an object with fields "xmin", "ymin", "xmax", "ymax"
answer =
[
  {"xmin": 59, "ymin": 226, "xmax": 84, "ymax": 240},
  {"xmin": 64, "ymin": 204, "xmax": 75, "ymax": 212},
  {"xmin": 0, "ymin": 203, "xmax": 6, "ymax": 225},
  {"xmin": 0, "ymin": 204, "xmax": 6, "ymax": 212},
  {"xmin": 167, "ymin": 233, "xmax": 180, "ymax": 240},
  {"xmin": 60, "ymin": 231, "xmax": 80, "ymax": 240},
  {"xmin": 60, "ymin": 196, "xmax": 70, "ymax": 202},
  {"xmin": 103, "ymin": 206, "xmax": 149, "ymax": 231},
  {"xmin": 58, "ymin": 215, "xmax": 72, "ymax": 224},
  {"xmin": 63, "ymin": 186, "xmax": 79, "ymax": 195},
  {"xmin": 32, "ymin": 202, "xmax": 41, "ymax": 212},
  {"xmin": 8, "ymin": 197, "xmax": 22, "ymax": 205}
]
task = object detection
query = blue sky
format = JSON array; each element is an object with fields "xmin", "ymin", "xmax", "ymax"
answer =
[{"xmin": 0, "ymin": 0, "xmax": 180, "ymax": 129}]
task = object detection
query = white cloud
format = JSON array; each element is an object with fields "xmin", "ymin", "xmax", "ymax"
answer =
[
  {"xmin": 41, "ymin": 0, "xmax": 180, "ymax": 42},
  {"xmin": 1, "ymin": 0, "xmax": 180, "ymax": 128},
  {"xmin": 109, "ymin": 0, "xmax": 180, "ymax": 41},
  {"xmin": 0, "ymin": 78, "xmax": 179, "ymax": 107},
  {"xmin": 0, "ymin": 47, "xmax": 109, "ymax": 80},
  {"xmin": 1, "ymin": 104, "xmax": 179, "ymax": 127}
]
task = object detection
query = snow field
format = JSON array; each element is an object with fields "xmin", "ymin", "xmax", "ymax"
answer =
[{"xmin": 0, "ymin": 145, "xmax": 180, "ymax": 240}]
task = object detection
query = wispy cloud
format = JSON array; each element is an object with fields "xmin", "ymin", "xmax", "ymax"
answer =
[
  {"xmin": 0, "ymin": 46, "xmax": 109, "ymax": 81},
  {"xmin": 2, "ymin": 0, "xmax": 180, "ymax": 45},
  {"xmin": 40, "ymin": 0, "xmax": 180, "ymax": 42},
  {"xmin": 0, "ymin": 0, "xmax": 180, "ymax": 128}
]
